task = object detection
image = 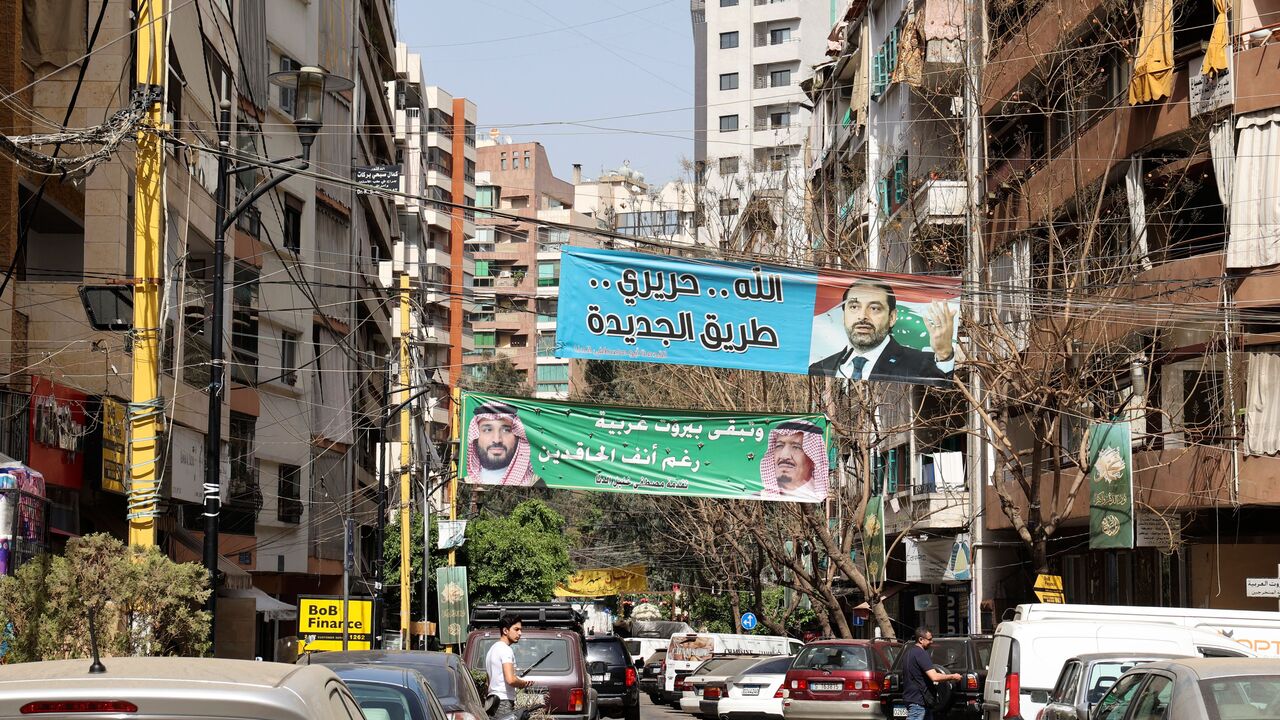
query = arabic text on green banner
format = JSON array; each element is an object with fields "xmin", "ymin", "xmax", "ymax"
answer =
[{"xmin": 1088, "ymin": 422, "xmax": 1134, "ymax": 549}]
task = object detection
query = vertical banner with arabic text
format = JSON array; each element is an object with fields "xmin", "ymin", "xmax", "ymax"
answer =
[
  {"xmin": 436, "ymin": 566, "xmax": 470, "ymax": 645},
  {"xmin": 1088, "ymin": 422, "xmax": 1134, "ymax": 549},
  {"xmin": 863, "ymin": 496, "xmax": 886, "ymax": 585},
  {"xmin": 558, "ymin": 247, "xmax": 961, "ymax": 387},
  {"xmin": 461, "ymin": 392, "xmax": 832, "ymax": 502}
]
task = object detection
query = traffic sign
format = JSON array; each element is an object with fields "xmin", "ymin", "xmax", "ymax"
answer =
[
  {"xmin": 740, "ymin": 612, "xmax": 758, "ymax": 631},
  {"xmin": 1033, "ymin": 574, "xmax": 1066, "ymax": 604}
]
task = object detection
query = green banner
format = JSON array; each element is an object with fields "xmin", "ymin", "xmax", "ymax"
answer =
[
  {"xmin": 1088, "ymin": 422, "xmax": 1134, "ymax": 549},
  {"xmin": 436, "ymin": 566, "xmax": 470, "ymax": 645},
  {"xmin": 863, "ymin": 496, "xmax": 885, "ymax": 585},
  {"xmin": 460, "ymin": 393, "xmax": 833, "ymax": 502}
]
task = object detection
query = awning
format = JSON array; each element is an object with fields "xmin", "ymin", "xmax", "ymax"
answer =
[
  {"xmin": 168, "ymin": 525, "xmax": 253, "ymax": 590},
  {"xmin": 219, "ymin": 586, "xmax": 297, "ymax": 621}
]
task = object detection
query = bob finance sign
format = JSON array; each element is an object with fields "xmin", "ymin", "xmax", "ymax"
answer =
[{"xmin": 298, "ymin": 596, "xmax": 375, "ymax": 652}]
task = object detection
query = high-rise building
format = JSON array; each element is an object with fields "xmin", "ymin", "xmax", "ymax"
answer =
[
  {"xmin": 691, "ymin": 0, "xmax": 833, "ymax": 252},
  {"xmin": 574, "ymin": 163, "xmax": 702, "ymax": 248}
]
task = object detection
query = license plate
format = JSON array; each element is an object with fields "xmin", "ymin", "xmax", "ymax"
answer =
[
  {"xmin": 812, "ymin": 682, "xmax": 843, "ymax": 692},
  {"xmin": 892, "ymin": 705, "xmax": 908, "ymax": 717},
  {"xmin": 591, "ymin": 674, "xmax": 606, "ymax": 682},
  {"xmin": 743, "ymin": 687, "xmax": 760, "ymax": 696}
]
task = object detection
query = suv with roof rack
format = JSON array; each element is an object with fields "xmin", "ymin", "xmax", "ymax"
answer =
[{"xmin": 464, "ymin": 603, "xmax": 599, "ymax": 720}]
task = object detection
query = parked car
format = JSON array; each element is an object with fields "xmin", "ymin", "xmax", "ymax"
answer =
[
  {"xmin": 981, "ymin": 620, "xmax": 1254, "ymax": 720},
  {"xmin": 1037, "ymin": 653, "xmax": 1187, "ymax": 720},
  {"xmin": 464, "ymin": 603, "xmax": 597, "ymax": 720},
  {"xmin": 697, "ymin": 657, "xmax": 775, "ymax": 719},
  {"xmin": 881, "ymin": 635, "xmax": 991, "ymax": 719},
  {"xmin": 298, "ymin": 649, "xmax": 489, "ymax": 720},
  {"xmin": 625, "ymin": 638, "xmax": 670, "ymax": 668},
  {"xmin": 1089, "ymin": 658, "xmax": 1280, "ymax": 720},
  {"xmin": 682, "ymin": 657, "xmax": 763, "ymax": 715},
  {"xmin": 716, "ymin": 655, "xmax": 795, "ymax": 720},
  {"xmin": 328, "ymin": 664, "xmax": 447, "ymax": 720},
  {"xmin": 587, "ymin": 635, "xmax": 641, "ymax": 720},
  {"xmin": 781, "ymin": 639, "xmax": 900, "ymax": 720},
  {"xmin": 0, "ymin": 657, "xmax": 359, "ymax": 720},
  {"xmin": 641, "ymin": 649, "xmax": 668, "ymax": 699},
  {"xmin": 666, "ymin": 633, "xmax": 802, "ymax": 702}
]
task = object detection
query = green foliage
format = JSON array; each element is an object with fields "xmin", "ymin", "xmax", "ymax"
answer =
[
  {"xmin": 382, "ymin": 511, "xmax": 446, "ymax": 629},
  {"xmin": 0, "ymin": 533, "xmax": 210, "ymax": 661},
  {"xmin": 685, "ymin": 587, "xmax": 817, "ymax": 637},
  {"xmin": 464, "ymin": 500, "xmax": 573, "ymax": 604}
]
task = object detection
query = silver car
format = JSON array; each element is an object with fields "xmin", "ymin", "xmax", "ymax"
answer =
[
  {"xmin": 1090, "ymin": 658, "xmax": 1280, "ymax": 720},
  {"xmin": 0, "ymin": 657, "xmax": 363, "ymax": 720},
  {"xmin": 1040, "ymin": 653, "xmax": 1188, "ymax": 720}
]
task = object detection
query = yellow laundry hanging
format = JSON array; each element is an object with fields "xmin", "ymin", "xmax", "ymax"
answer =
[
  {"xmin": 1201, "ymin": 0, "xmax": 1229, "ymax": 75},
  {"xmin": 1129, "ymin": 0, "xmax": 1175, "ymax": 103}
]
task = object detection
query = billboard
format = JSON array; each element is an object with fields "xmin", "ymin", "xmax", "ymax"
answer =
[
  {"xmin": 558, "ymin": 247, "xmax": 961, "ymax": 386},
  {"xmin": 297, "ymin": 596, "xmax": 375, "ymax": 652},
  {"xmin": 556, "ymin": 564, "xmax": 649, "ymax": 597},
  {"xmin": 460, "ymin": 392, "xmax": 833, "ymax": 502}
]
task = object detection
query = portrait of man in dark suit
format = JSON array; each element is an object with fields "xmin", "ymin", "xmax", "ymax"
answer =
[{"xmin": 809, "ymin": 279, "xmax": 956, "ymax": 385}]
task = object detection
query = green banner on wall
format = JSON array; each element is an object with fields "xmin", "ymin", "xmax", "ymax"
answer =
[
  {"xmin": 436, "ymin": 566, "xmax": 470, "ymax": 645},
  {"xmin": 863, "ymin": 496, "xmax": 885, "ymax": 585},
  {"xmin": 460, "ymin": 392, "xmax": 833, "ymax": 503},
  {"xmin": 1088, "ymin": 422, "xmax": 1134, "ymax": 549}
]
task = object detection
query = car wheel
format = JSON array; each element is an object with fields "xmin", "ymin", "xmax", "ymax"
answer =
[{"xmin": 625, "ymin": 703, "xmax": 640, "ymax": 720}]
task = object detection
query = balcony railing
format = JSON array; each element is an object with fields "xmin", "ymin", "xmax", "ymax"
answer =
[
  {"xmin": 754, "ymin": 33, "xmax": 800, "ymax": 47},
  {"xmin": 753, "ymin": 120, "xmax": 797, "ymax": 131},
  {"xmin": 754, "ymin": 76, "xmax": 792, "ymax": 89}
]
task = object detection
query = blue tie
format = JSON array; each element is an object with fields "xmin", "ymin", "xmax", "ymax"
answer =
[{"xmin": 850, "ymin": 356, "xmax": 867, "ymax": 380}]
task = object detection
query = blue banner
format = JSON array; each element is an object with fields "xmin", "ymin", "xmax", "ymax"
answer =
[{"xmin": 557, "ymin": 247, "xmax": 963, "ymax": 386}]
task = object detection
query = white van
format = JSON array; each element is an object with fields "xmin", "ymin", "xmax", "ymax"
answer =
[
  {"xmin": 625, "ymin": 637, "xmax": 669, "ymax": 667},
  {"xmin": 981, "ymin": 619, "xmax": 1254, "ymax": 720},
  {"xmin": 1010, "ymin": 602, "xmax": 1280, "ymax": 658},
  {"xmin": 664, "ymin": 633, "xmax": 803, "ymax": 695}
]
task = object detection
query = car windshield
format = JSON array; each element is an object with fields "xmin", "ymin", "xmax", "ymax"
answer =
[
  {"xmin": 624, "ymin": 640, "xmax": 642, "ymax": 656},
  {"xmin": 974, "ymin": 640, "xmax": 992, "ymax": 669},
  {"xmin": 473, "ymin": 637, "xmax": 573, "ymax": 674},
  {"xmin": 588, "ymin": 640, "xmax": 630, "ymax": 666},
  {"xmin": 793, "ymin": 645, "xmax": 870, "ymax": 671},
  {"xmin": 1086, "ymin": 662, "xmax": 1157, "ymax": 705},
  {"xmin": 693, "ymin": 657, "xmax": 746, "ymax": 676},
  {"xmin": 1200, "ymin": 675, "xmax": 1280, "ymax": 720},
  {"xmin": 346, "ymin": 681, "xmax": 426, "ymax": 720},
  {"xmin": 745, "ymin": 656, "xmax": 794, "ymax": 675}
]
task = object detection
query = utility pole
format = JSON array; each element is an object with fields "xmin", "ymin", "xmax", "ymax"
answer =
[
  {"xmin": 399, "ymin": 273, "xmax": 413, "ymax": 647},
  {"xmin": 128, "ymin": 0, "xmax": 166, "ymax": 549}
]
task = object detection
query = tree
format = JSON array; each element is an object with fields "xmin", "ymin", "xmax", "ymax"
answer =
[
  {"xmin": 463, "ymin": 500, "xmax": 573, "ymax": 603},
  {"xmin": 463, "ymin": 357, "xmax": 532, "ymax": 396},
  {"xmin": 383, "ymin": 511, "xmax": 447, "ymax": 631},
  {"xmin": 0, "ymin": 533, "xmax": 210, "ymax": 661}
]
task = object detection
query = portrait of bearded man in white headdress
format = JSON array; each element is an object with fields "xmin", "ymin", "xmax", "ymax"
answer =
[{"xmin": 758, "ymin": 420, "xmax": 829, "ymax": 502}]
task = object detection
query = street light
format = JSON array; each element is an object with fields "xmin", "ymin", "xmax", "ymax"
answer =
[{"xmin": 203, "ymin": 65, "xmax": 350, "ymax": 645}]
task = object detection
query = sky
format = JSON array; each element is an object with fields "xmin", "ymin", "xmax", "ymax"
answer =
[{"xmin": 396, "ymin": 1, "xmax": 695, "ymax": 186}]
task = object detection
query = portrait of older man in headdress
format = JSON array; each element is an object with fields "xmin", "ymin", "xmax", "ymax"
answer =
[{"xmin": 758, "ymin": 420, "xmax": 829, "ymax": 502}]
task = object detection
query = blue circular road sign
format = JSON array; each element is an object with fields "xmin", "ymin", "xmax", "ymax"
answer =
[{"xmin": 741, "ymin": 612, "xmax": 758, "ymax": 630}]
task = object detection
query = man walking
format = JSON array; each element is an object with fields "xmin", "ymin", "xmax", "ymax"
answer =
[
  {"xmin": 486, "ymin": 614, "xmax": 534, "ymax": 717},
  {"xmin": 902, "ymin": 627, "xmax": 961, "ymax": 720}
]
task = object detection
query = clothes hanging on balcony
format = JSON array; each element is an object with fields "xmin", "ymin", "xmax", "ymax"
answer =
[
  {"xmin": 1209, "ymin": 118, "xmax": 1233, "ymax": 204},
  {"xmin": 1202, "ymin": 0, "xmax": 1229, "ymax": 75},
  {"xmin": 1227, "ymin": 109, "xmax": 1280, "ymax": 268},
  {"xmin": 851, "ymin": 24, "xmax": 870, "ymax": 129},
  {"xmin": 1244, "ymin": 352, "xmax": 1280, "ymax": 456},
  {"xmin": 892, "ymin": 14, "xmax": 924, "ymax": 87},
  {"xmin": 1128, "ymin": 0, "xmax": 1174, "ymax": 103},
  {"xmin": 1125, "ymin": 159, "xmax": 1152, "ymax": 270}
]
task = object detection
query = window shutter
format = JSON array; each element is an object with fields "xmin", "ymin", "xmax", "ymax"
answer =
[
  {"xmin": 886, "ymin": 449, "xmax": 898, "ymax": 494},
  {"xmin": 871, "ymin": 52, "xmax": 883, "ymax": 97},
  {"xmin": 894, "ymin": 156, "xmax": 908, "ymax": 205},
  {"xmin": 878, "ymin": 178, "xmax": 891, "ymax": 214},
  {"xmin": 888, "ymin": 26, "xmax": 900, "ymax": 74}
]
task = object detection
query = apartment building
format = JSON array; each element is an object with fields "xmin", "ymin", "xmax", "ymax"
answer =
[
  {"xmin": 468, "ymin": 141, "xmax": 599, "ymax": 399},
  {"xmin": 573, "ymin": 163, "xmax": 701, "ymax": 247},
  {"xmin": 691, "ymin": 0, "xmax": 832, "ymax": 252},
  {"xmin": 804, "ymin": 0, "xmax": 971, "ymax": 634},
  {"xmin": 5, "ymin": 0, "xmax": 403, "ymax": 658},
  {"xmin": 979, "ymin": 0, "xmax": 1280, "ymax": 613}
]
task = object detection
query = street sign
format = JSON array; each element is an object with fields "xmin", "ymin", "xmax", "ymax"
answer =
[
  {"xmin": 298, "ymin": 596, "xmax": 375, "ymax": 652},
  {"xmin": 1034, "ymin": 574, "xmax": 1066, "ymax": 604},
  {"xmin": 1246, "ymin": 579, "xmax": 1280, "ymax": 598},
  {"xmin": 740, "ymin": 612, "xmax": 758, "ymax": 631}
]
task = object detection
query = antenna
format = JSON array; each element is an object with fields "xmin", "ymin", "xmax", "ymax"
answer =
[{"xmin": 87, "ymin": 605, "xmax": 106, "ymax": 674}]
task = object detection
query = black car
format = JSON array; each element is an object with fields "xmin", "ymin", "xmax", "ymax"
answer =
[
  {"xmin": 640, "ymin": 649, "xmax": 667, "ymax": 699},
  {"xmin": 327, "ymin": 664, "xmax": 449, "ymax": 720},
  {"xmin": 299, "ymin": 649, "xmax": 489, "ymax": 720},
  {"xmin": 586, "ymin": 635, "xmax": 641, "ymax": 720},
  {"xmin": 880, "ymin": 635, "xmax": 993, "ymax": 720}
]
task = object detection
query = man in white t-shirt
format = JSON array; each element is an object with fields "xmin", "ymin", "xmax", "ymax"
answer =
[{"xmin": 486, "ymin": 614, "xmax": 533, "ymax": 717}]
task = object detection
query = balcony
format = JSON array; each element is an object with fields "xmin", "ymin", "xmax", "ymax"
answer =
[
  {"xmin": 753, "ymin": 32, "xmax": 800, "ymax": 47},
  {"xmin": 911, "ymin": 177, "xmax": 966, "ymax": 225}
]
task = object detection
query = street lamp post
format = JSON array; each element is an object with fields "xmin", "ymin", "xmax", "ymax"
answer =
[{"xmin": 203, "ymin": 66, "xmax": 351, "ymax": 643}]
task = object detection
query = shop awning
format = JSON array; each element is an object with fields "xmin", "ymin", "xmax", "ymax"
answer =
[
  {"xmin": 167, "ymin": 526, "xmax": 253, "ymax": 590},
  {"xmin": 219, "ymin": 586, "xmax": 297, "ymax": 621}
]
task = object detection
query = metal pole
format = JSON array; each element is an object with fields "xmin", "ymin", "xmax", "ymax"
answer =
[
  {"xmin": 203, "ymin": 97, "xmax": 233, "ymax": 639},
  {"xmin": 377, "ymin": 354, "xmax": 393, "ymax": 648},
  {"xmin": 128, "ymin": 0, "xmax": 166, "ymax": 549},
  {"xmin": 422, "ymin": 478, "xmax": 431, "ymax": 650}
]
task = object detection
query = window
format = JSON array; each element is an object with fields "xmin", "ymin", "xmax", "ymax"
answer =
[
  {"xmin": 878, "ymin": 153, "xmax": 909, "ymax": 215},
  {"xmin": 278, "ymin": 464, "xmax": 302, "ymax": 523},
  {"xmin": 474, "ymin": 331, "xmax": 496, "ymax": 348},
  {"xmin": 719, "ymin": 198, "xmax": 739, "ymax": 219},
  {"xmin": 719, "ymin": 114, "xmax": 739, "ymax": 132},
  {"xmin": 769, "ymin": 109, "xmax": 791, "ymax": 127},
  {"xmin": 537, "ymin": 333, "xmax": 558, "ymax": 357},
  {"xmin": 230, "ymin": 264, "xmax": 259, "ymax": 385},
  {"xmin": 721, "ymin": 0, "xmax": 739, "ymax": 5},
  {"xmin": 537, "ymin": 261, "xmax": 560, "ymax": 287},
  {"xmin": 204, "ymin": 41, "xmax": 232, "ymax": 103},
  {"xmin": 720, "ymin": 73, "xmax": 739, "ymax": 90},
  {"xmin": 500, "ymin": 157, "xmax": 507, "ymax": 171},
  {"xmin": 227, "ymin": 412, "xmax": 260, "ymax": 514},
  {"xmin": 719, "ymin": 157, "xmax": 739, "ymax": 175},
  {"xmin": 278, "ymin": 56, "xmax": 299, "ymax": 115},
  {"xmin": 769, "ymin": 27, "xmax": 792, "ymax": 44},
  {"xmin": 523, "ymin": 151, "xmax": 531, "ymax": 169},
  {"xmin": 283, "ymin": 197, "xmax": 302, "ymax": 254},
  {"xmin": 537, "ymin": 364, "xmax": 570, "ymax": 395},
  {"xmin": 1094, "ymin": 673, "xmax": 1146, "ymax": 720},
  {"xmin": 720, "ymin": 31, "xmax": 739, "ymax": 49},
  {"xmin": 770, "ymin": 68, "xmax": 792, "ymax": 87},
  {"xmin": 871, "ymin": 25, "xmax": 901, "ymax": 99},
  {"xmin": 536, "ymin": 299, "xmax": 558, "ymax": 323}
]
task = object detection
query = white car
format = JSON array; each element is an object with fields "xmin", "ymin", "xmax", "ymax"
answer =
[{"xmin": 716, "ymin": 656, "xmax": 793, "ymax": 720}]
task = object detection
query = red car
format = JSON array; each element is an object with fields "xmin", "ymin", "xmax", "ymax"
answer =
[{"xmin": 781, "ymin": 639, "xmax": 902, "ymax": 720}]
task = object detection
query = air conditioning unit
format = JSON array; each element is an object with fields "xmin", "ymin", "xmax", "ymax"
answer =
[{"xmin": 914, "ymin": 594, "xmax": 939, "ymax": 612}]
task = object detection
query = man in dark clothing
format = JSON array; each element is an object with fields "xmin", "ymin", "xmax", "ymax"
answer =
[{"xmin": 903, "ymin": 627, "xmax": 961, "ymax": 720}]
